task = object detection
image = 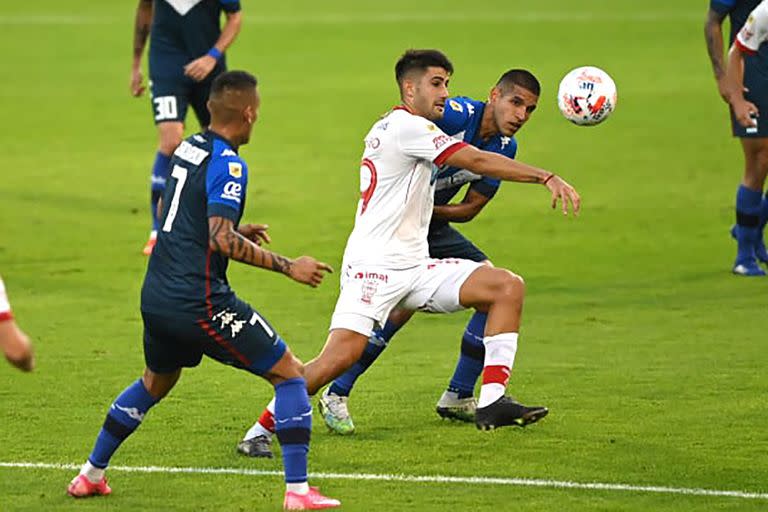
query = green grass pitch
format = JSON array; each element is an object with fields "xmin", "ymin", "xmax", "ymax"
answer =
[{"xmin": 0, "ymin": 1, "xmax": 766, "ymax": 510}]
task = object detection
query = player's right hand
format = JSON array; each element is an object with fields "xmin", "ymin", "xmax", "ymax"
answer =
[
  {"xmin": 131, "ymin": 68, "xmax": 146, "ymax": 97},
  {"xmin": 545, "ymin": 175, "xmax": 581, "ymax": 216},
  {"xmin": 289, "ymin": 256, "xmax": 333, "ymax": 288},
  {"xmin": 733, "ymin": 99, "xmax": 759, "ymax": 128}
]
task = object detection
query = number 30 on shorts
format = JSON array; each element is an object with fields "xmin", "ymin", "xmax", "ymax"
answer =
[{"xmin": 153, "ymin": 95, "xmax": 179, "ymax": 121}]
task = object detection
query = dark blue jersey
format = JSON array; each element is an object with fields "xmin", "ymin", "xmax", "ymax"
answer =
[
  {"xmin": 711, "ymin": 0, "xmax": 768, "ymax": 67},
  {"xmin": 142, "ymin": 131, "xmax": 248, "ymax": 316},
  {"xmin": 430, "ymin": 96, "xmax": 518, "ymax": 231},
  {"xmin": 149, "ymin": 0, "xmax": 241, "ymax": 79}
]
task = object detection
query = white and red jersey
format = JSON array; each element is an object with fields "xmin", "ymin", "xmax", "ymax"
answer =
[
  {"xmin": 0, "ymin": 276, "xmax": 12, "ymax": 322},
  {"xmin": 342, "ymin": 106, "xmax": 468, "ymax": 269},
  {"xmin": 736, "ymin": 1, "xmax": 768, "ymax": 54}
]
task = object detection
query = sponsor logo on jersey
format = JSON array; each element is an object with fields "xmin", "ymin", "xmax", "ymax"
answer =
[
  {"xmin": 212, "ymin": 308, "xmax": 246, "ymax": 338},
  {"xmin": 449, "ymin": 99, "xmax": 463, "ymax": 112},
  {"xmin": 221, "ymin": 149, "xmax": 237, "ymax": 157},
  {"xmin": 466, "ymin": 102, "xmax": 475, "ymax": 115},
  {"xmin": 228, "ymin": 162, "xmax": 242, "ymax": 178},
  {"xmin": 432, "ymin": 134, "xmax": 452, "ymax": 149},
  {"xmin": 365, "ymin": 137, "xmax": 380, "ymax": 150},
  {"xmin": 221, "ymin": 181, "xmax": 242, "ymax": 203},
  {"xmin": 353, "ymin": 271, "xmax": 389, "ymax": 283},
  {"xmin": 500, "ymin": 136, "xmax": 511, "ymax": 150},
  {"xmin": 174, "ymin": 140, "xmax": 209, "ymax": 165}
]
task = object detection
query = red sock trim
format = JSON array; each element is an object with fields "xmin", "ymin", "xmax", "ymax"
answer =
[
  {"xmin": 258, "ymin": 408, "xmax": 275, "ymax": 433},
  {"xmin": 482, "ymin": 365, "xmax": 510, "ymax": 387}
]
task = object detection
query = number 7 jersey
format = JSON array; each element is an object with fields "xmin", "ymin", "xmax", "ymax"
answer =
[
  {"xmin": 141, "ymin": 131, "xmax": 248, "ymax": 316},
  {"xmin": 342, "ymin": 106, "xmax": 468, "ymax": 269}
]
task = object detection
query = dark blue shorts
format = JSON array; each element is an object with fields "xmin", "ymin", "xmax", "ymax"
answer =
[
  {"xmin": 428, "ymin": 224, "xmax": 489, "ymax": 262},
  {"xmin": 141, "ymin": 297, "xmax": 286, "ymax": 376},
  {"xmin": 148, "ymin": 72, "xmax": 222, "ymax": 127},
  {"xmin": 731, "ymin": 57, "xmax": 768, "ymax": 138}
]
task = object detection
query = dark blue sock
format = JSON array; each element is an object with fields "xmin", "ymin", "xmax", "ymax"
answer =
[
  {"xmin": 150, "ymin": 152, "xmax": 171, "ymax": 232},
  {"xmin": 735, "ymin": 185, "xmax": 762, "ymax": 262},
  {"xmin": 447, "ymin": 312, "xmax": 486, "ymax": 399},
  {"xmin": 328, "ymin": 319, "xmax": 403, "ymax": 397},
  {"xmin": 274, "ymin": 378, "xmax": 312, "ymax": 484},
  {"xmin": 88, "ymin": 378, "xmax": 159, "ymax": 469}
]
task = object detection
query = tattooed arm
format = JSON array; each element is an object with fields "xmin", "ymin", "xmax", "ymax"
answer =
[
  {"xmin": 208, "ymin": 216, "xmax": 332, "ymax": 287},
  {"xmin": 705, "ymin": 7, "xmax": 731, "ymax": 102},
  {"xmin": 131, "ymin": 0, "xmax": 153, "ymax": 97}
]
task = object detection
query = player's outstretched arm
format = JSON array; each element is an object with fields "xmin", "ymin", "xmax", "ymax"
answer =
[
  {"xmin": 184, "ymin": 11, "xmax": 243, "ymax": 82},
  {"xmin": 704, "ymin": 7, "xmax": 730, "ymax": 103},
  {"xmin": 0, "ymin": 320, "xmax": 34, "ymax": 372},
  {"xmin": 131, "ymin": 0, "xmax": 153, "ymax": 97},
  {"xmin": 208, "ymin": 216, "xmax": 332, "ymax": 287},
  {"xmin": 443, "ymin": 145, "xmax": 581, "ymax": 216}
]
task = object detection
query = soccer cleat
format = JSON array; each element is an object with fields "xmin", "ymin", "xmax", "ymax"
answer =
[
  {"xmin": 142, "ymin": 235, "xmax": 157, "ymax": 256},
  {"xmin": 236, "ymin": 434, "xmax": 274, "ymax": 458},
  {"xmin": 67, "ymin": 474, "xmax": 112, "ymax": 498},
  {"xmin": 475, "ymin": 396, "xmax": 548, "ymax": 431},
  {"xmin": 733, "ymin": 260, "xmax": 766, "ymax": 276},
  {"xmin": 283, "ymin": 487, "xmax": 341, "ymax": 510},
  {"xmin": 435, "ymin": 391, "xmax": 477, "ymax": 422},
  {"xmin": 318, "ymin": 388, "xmax": 355, "ymax": 435},
  {"xmin": 731, "ymin": 225, "xmax": 768, "ymax": 264}
]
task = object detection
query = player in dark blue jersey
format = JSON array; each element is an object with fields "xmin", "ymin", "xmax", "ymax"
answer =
[
  {"xmin": 236, "ymin": 69, "xmax": 543, "ymax": 452},
  {"xmin": 706, "ymin": 0, "xmax": 768, "ymax": 276},
  {"xmin": 68, "ymin": 71, "xmax": 340, "ymax": 510},
  {"xmin": 131, "ymin": 0, "xmax": 243, "ymax": 256}
]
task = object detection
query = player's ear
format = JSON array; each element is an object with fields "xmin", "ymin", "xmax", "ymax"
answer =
[
  {"xmin": 244, "ymin": 104, "xmax": 255, "ymax": 125},
  {"xmin": 488, "ymin": 86, "xmax": 501, "ymax": 104}
]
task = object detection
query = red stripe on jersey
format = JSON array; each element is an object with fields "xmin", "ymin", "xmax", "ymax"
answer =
[
  {"xmin": 197, "ymin": 319, "xmax": 252, "ymax": 366},
  {"xmin": 736, "ymin": 38, "xmax": 758, "ymax": 55},
  {"xmin": 205, "ymin": 248, "xmax": 213, "ymax": 318},
  {"xmin": 0, "ymin": 311, "xmax": 13, "ymax": 322},
  {"xmin": 360, "ymin": 159, "xmax": 378, "ymax": 214},
  {"xmin": 434, "ymin": 141, "xmax": 469, "ymax": 167},
  {"xmin": 257, "ymin": 408, "xmax": 276, "ymax": 433},
  {"xmin": 392, "ymin": 105, "xmax": 413, "ymax": 113},
  {"xmin": 482, "ymin": 365, "xmax": 511, "ymax": 387}
]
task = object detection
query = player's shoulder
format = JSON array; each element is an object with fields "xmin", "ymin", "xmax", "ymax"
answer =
[
  {"xmin": 208, "ymin": 136, "xmax": 247, "ymax": 178},
  {"xmin": 447, "ymin": 96, "xmax": 484, "ymax": 117},
  {"xmin": 386, "ymin": 107, "xmax": 440, "ymax": 132}
]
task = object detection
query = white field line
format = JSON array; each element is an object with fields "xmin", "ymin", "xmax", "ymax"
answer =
[
  {"xmin": 0, "ymin": 12, "xmax": 700, "ymax": 26},
  {"xmin": 1, "ymin": 461, "xmax": 767, "ymax": 501}
]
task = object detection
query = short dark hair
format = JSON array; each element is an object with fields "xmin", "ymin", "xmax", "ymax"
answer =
[
  {"xmin": 496, "ymin": 69, "xmax": 540, "ymax": 97},
  {"xmin": 395, "ymin": 49, "xmax": 454, "ymax": 86},
  {"xmin": 210, "ymin": 70, "xmax": 258, "ymax": 98}
]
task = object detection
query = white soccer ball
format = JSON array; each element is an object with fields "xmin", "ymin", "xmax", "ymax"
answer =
[{"xmin": 557, "ymin": 66, "xmax": 617, "ymax": 126}]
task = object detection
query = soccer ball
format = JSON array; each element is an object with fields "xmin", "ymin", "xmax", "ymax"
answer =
[{"xmin": 557, "ymin": 66, "xmax": 617, "ymax": 126}]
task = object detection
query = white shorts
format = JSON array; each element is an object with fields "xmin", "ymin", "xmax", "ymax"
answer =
[{"xmin": 329, "ymin": 258, "xmax": 483, "ymax": 337}]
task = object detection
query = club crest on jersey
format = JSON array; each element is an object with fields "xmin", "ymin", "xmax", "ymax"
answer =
[
  {"xmin": 228, "ymin": 162, "xmax": 242, "ymax": 178},
  {"xmin": 449, "ymin": 99, "xmax": 463, "ymax": 112},
  {"xmin": 426, "ymin": 123, "xmax": 437, "ymax": 131}
]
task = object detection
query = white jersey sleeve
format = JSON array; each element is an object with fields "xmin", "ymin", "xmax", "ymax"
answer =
[
  {"xmin": 397, "ymin": 114, "xmax": 468, "ymax": 165},
  {"xmin": 0, "ymin": 276, "xmax": 12, "ymax": 321},
  {"xmin": 736, "ymin": 1, "xmax": 768, "ymax": 53}
]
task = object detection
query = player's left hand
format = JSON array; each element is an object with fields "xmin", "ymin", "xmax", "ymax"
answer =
[
  {"xmin": 545, "ymin": 175, "xmax": 581, "ymax": 216},
  {"xmin": 184, "ymin": 55, "xmax": 217, "ymax": 82},
  {"xmin": 289, "ymin": 256, "xmax": 334, "ymax": 288},
  {"xmin": 238, "ymin": 224, "xmax": 271, "ymax": 246}
]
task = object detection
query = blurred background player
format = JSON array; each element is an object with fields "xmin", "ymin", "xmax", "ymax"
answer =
[
  {"xmin": 131, "ymin": 0, "xmax": 243, "ymax": 255},
  {"xmin": 0, "ymin": 276, "xmax": 34, "ymax": 372},
  {"xmin": 236, "ymin": 50, "xmax": 580, "ymax": 458},
  {"xmin": 706, "ymin": 0, "xmax": 768, "ymax": 276},
  {"xmin": 67, "ymin": 71, "xmax": 339, "ymax": 510},
  {"xmin": 238, "ymin": 69, "xmax": 543, "ymax": 447}
]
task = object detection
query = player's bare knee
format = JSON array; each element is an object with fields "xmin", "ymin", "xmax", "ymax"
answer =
[
  {"xmin": 493, "ymin": 269, "xmax": 525, "ymax": 305},
  {"xmin": 142, "ymin": 368, "xmax": 179, "ymax": 400}
]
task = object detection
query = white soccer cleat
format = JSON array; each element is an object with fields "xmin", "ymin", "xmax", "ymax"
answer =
[
  {"xmin": 318, "ymin": 388, "xmax": 355, "ymax": 435},
  {"xmin": 435, "ymin": 391, "xmax": 477, "ymax": 423}
]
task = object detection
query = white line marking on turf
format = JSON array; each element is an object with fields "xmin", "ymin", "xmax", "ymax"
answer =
[{"xmin": 1, "ymin": 461, "xmax": 766, "ymax": 501}]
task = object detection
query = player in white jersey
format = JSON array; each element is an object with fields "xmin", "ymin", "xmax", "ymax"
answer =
[
  {"xmin": 244, "ymin": 50, "xmax": 580, "ymax": 447},
  {"xmin": 0, "ymin": 276, "xmax": 34, "ymax": 371},
  {"xmin": 727, "ymin": 0, "xmax": 768, "ymax": 128}
]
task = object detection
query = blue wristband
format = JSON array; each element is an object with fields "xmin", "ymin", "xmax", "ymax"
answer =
[{"xmin": 207, "ymin": 47, "xmax": 223, "ymax": 60}]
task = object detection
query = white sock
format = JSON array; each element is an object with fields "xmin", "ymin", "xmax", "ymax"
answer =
[
  {"xmin": 477, "ymin": 333, "xmax": 518, "ymax": 408},
  {"xmin": 80, "ymin": 461, "xmax": 105, "ymax": 483},
  {"xmin": 242, "ymin": 397, "xmax": 276, "ymax": 441},
  {"xmin": 286, "ymin": 482, "xmax": 310, "ymax": 495}
]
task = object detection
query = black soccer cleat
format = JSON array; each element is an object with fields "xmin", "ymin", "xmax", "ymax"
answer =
[
  {"xmin": 236, "ymin": 435, "xmax": 274, "ymax": 458},
  {"xmin": 475, "ymin": 396, "xmax": 548, "ymax": 431}
]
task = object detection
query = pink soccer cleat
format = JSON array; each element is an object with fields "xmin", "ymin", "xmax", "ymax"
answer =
[
  {"xmin": 67, "ymin": 474, "xmax": 112, "ymax": 498},
  {"xmin": 283, "ymin": 487, "xmax": 340, "ymax": 510},
  {"xmin": 142, "ymin": 235, "xmax": 157, "ymax": 256}
]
